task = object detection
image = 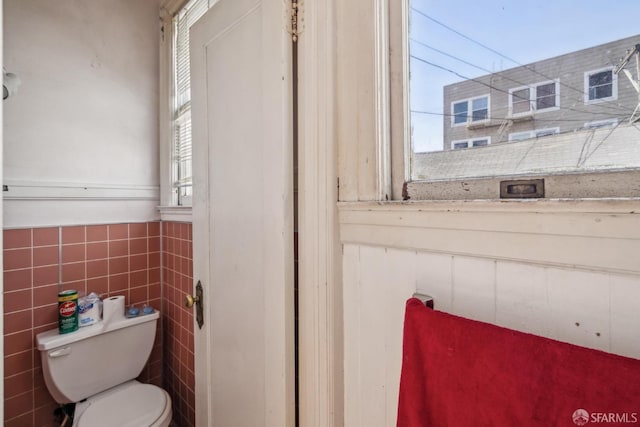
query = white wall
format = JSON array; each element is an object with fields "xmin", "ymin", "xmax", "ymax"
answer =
[{"xmin": 3, "ymin": 0, "xmax": 160, "ymax": 227}]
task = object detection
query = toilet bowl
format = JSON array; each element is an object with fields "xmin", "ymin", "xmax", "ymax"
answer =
[
  {"xmin": 73, "ymin": 381, "xmax": 171, "ymax": 427},
  {"xmin": 36, "ymin": 297, "xmax": 172, "ymax": 427}
]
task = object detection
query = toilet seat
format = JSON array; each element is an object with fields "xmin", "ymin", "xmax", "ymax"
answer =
[{"xmin": 75, "ymin": 381, "xmax": 171, "ymax": 427}]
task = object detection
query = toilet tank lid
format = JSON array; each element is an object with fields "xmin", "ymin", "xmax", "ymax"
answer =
[{"xmin": 36, "ymin": 311, "xmax": 159, "ymax": 351}]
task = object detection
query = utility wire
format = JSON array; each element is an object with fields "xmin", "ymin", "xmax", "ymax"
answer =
[
  {"xmin": 410, "ymin": 7, "xmax": 628, "ymax": 105},
  {"xmin": 578, "ymin": 115, "xmax": 634, "ymax": 166},
  {"xmin": 411, "ymin": 54, "xmax": 511, "ymax": 95},
  {"xmin": 411, "ymin": 8, "xmax": 515, "ymax": 65},
  {"xmin": 409, "ymin": 38, "xmax": 630, "ymax": 115},
  {"xmin": 410, "ymin": 54, "xmax": 632, "ymax": 118},
  {"xmin": 411, "ymin": 109, "xmax": 630, "ymax": 152},
  {"xmin": 410, "ymin": 108, "xmax": 628, "ymax": 124}
]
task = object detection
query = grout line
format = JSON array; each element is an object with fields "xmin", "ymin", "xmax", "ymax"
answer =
[{"xmin": 58, "ymin": 227, "xmax": 62, "ymax": 291}]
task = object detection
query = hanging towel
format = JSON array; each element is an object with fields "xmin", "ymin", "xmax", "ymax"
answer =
[{"xmin": 397, "ymin": 298, "xmax": 640, "ymax": 427}]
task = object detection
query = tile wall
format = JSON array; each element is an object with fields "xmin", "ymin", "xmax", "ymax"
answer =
[
  {"xmin": 3, "ymin": 222, "xmax": 163, "ymax": 427},
  {"xmin": 161, "ymin": 222, "xmax": 195, "ymax": 427}
]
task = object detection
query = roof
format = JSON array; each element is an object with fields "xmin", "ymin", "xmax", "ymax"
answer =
[{"xmin": 413, "ymin": 124, "xmax": 640, "ymax": 180}]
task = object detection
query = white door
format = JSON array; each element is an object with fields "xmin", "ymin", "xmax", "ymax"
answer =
[{"xmin": 190, "ymin": 0, "xmax": 295, "ymax": 425}]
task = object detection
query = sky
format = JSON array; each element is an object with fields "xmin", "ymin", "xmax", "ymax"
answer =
[{"xmin": 410, "ymin": 0, "xmax": 640, "ymax": 152}]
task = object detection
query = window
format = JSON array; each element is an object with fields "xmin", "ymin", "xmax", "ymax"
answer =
[
  {"xmin": 508, "ymin": 81, "xmax": 559, "ymax": 116},
  {"xmin": 406, "ymin": 0, "xmax": 639, "ymax": 198},
  {"xmin": 451, "ymin": 95, "xmax": 489, "ymax": 126},
  {"xmin": 584, "ymin": 68, "xmax": 617, "ymax": 103},
  {"xmin": 171, "ymin": 0, "xmax": 213, "ymax": 206},
  {"xmin": 508, "ymin": 128, "xmax": 560, "ymax": 142},
  {"xmin": 536, "ymin": 82, "xmax": 557, "ymax": 110},
  {"xmin": 511, "ymin": 88, "xmax": 530, "ymax": 115},
  {"xmin": 534, "ymin": 128, "xmax": 559, "ymax": 138},
  {"xmin": 471, "ymin": 97, "xmax": 489, "ymax": 121},
  {"xmin": 451, "ymin": 137, "xmax": 491, "ymax": 150},
  {"xmin": 584, "ymin": 118, "xmax": 618, "ymax": 129},
  {"xmin": 452, "ymin": 101, "xmax": 468, "ymax": 125}
]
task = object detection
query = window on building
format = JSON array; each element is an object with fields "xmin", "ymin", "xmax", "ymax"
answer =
[
  {"xmin": 508, "ymin": 128, "xmax": 560, "ymax": 142},
  {"xmin": 511, "ymin": 88, "xmax": 530, "ymax": 115},
  {"xmin": 471, "ymin": 97, "xmax": 489, "ymax": 121},
  {"xmin": 584, "ymin": 118, "xmax": 618, "ymax": 129},
  {"xmin": 451, "ymin": 137, "xmax": 491, "ymax": 149},
  {"xmin": 509, "ymin": 81, "xmax": 558, "ymax": 116},
  {"xmin": 406, "ymin": 0, "xmax": 639, "ymax": 197},
  {"xmin": 452, "ymin": 101, "xmax": 468, "ymax": 125},
  {"xmin": 452, "ymin": 141, "xmax": 468, "ymax": 149},
  {"xmin": 451, "ymin": 96, "xmax": 489, "ymax": 126},
  {"xmin": 536, "ymin": 82, "xmax": 557, "ymax": 110},
  {"xmin": 171, "ymin": 0, "xmax": 213, "ymax": 206},
  {"xmin": 535, "ymin": 128, "xmax": 560, "ymax": 138},
  {"xmin": 585, "ymin": 68, "xmax": 617, "ymax": 103}
]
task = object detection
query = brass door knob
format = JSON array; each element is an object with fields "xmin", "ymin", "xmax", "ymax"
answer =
[
  {"xmin": 185, "ymin": 293, "xmax": 200, "ymax": 308},
  {"xmin": 186, "ymin": 281, "xmax": 204, "ymax": 329}
]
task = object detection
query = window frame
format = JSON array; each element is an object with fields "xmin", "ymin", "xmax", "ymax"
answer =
[
  {"xmin": 584, "ymin": 118, "xmax": 618, "ymax": 129},
  {"xmin": 509, "ymin": 87, "xmax": 531, "ymax": 116},
  {"xmin": 389, "ymin": 2, "xmax": 640, "ymax": 201},
  {"xmin": 508, "ymin": 127, "xmax": 560, "ymax": 142},
  {"xmin": 584, "ymin": 67, "xmax": 618, "ymax": 104},
  {"xmin": 450, "ymin": 95, "xmax": 490, "ymax": 127},
  {"xmin": 159, "ymin": 0, "xmax": 193, "ymax": 219},
  {"xmin": 171, "ymin": 0, "xmax": 214, "ymax": 207},
  {"xmin": 508, "ymin": 80, "xmax": 560, "ymax": 117},
  {"xmin": 452, "ymin": 100, "xmax": 469, "ymax": 126},
  {"xmin": 159, "ymin": 0, "xmax": 213, "ymax": 219},
  {"xmin": 451, "ymin": 136, "xmax": 492, "ymax": 150}
]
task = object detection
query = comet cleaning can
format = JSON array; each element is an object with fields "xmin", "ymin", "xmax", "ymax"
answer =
[{"xmin": 58, "ymin": 290, "xmax": 79, "ymax": 334}]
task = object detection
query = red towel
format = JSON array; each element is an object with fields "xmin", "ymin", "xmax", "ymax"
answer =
[{"xmin": 397, "ymin": 298, "xmax": 640, "ymax": 427}]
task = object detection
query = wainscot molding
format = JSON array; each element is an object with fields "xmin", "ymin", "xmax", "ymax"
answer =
[
  {"xmin": 3, "ymin": 180, "xmax": 159, "ymax": 201},
  {"xmin": 158, "ymin": 205, "xmax": 193, "ymax": 223},
  {"xmin": 2, "ymin": 181, "xmax": 160, "ymax": 228},
  {"xmin": 338, "ymin": 199, "xmax": 640, "ymax": 275}
]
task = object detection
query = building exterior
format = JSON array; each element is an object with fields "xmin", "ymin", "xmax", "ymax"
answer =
[{"xmin": 443, "ymin": 34, "xmax": 640, "ymax": 150}]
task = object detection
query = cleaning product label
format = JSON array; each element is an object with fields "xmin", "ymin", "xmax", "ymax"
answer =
[
  {"xmin": 58, "ymin": 290, "xmax": 79, "ymax": 334},
  {"xmin": 78, "ymin": 292, "xmax": 102, "ymax": 327}
]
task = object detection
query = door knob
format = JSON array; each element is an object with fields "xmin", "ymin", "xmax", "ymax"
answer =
[
  {"xmin": 185, "ymin": 281, "xmax": 204, "ymax": 329},
  {"xmin": 184, "ymin": 293, "xmax": 199, "ymax": 308}
]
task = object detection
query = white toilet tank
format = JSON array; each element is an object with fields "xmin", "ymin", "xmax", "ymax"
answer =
[{"xmin": 36, "ymin": 306, "xmax": 159, "ymax": 404}]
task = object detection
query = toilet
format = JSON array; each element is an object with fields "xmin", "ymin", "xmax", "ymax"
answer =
[{"xmin": 36, "ymin": 297, "xmax": 172, "ymax": 427}]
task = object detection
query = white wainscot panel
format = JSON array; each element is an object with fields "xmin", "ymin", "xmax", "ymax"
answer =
[
  {"xmin": 342, "ymin": 244, "xmax": 360, "ymax": 427},
  {"xmin": 451, "ymin": 256, "xmax": 496, "ymax": 323},
  {"xmin": 546, "ymin": 268, "xmax": 611, "ymax": 352},
  {"xmin": 610, "ymin": 274, "xmax": 640, "ymax": 358},
  {"xmin": 414, "ymin": 252, "xmax": 453, "ymax": 312},
  {"xmin": 496, "ymin": 262, "xmax": 554, "ymax": 338},
  {"xmin": 342, "ymin": 244, "xmax": 416, "ymax": 427}
]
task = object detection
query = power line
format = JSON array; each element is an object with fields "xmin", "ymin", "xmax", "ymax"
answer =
[
  {"xmin": 410, "ymin": 7, "xmax": 626, "ymax": 104},
  {"xmin": 410, "ymin": 54, "xmax": 632, "ymax": 118},
  {"xmin": 411, "ymin": 109, "xmax": 632, "ymax": 151},
  {"xmin": 409, "ymin": 38, "xmax": 630, "ymax": 115},
  {"xmin": 578, "ymin": 115, "xmax": 633, "ymax": 166},
  {"xmin": 410, "ymin": 108, "xmax": 629, "ymax": 124},
  {"xmin": 411, "ymin": 54, "xmax": 516, "ymax": 98},
  {"xmin": 411, "ymin": 8, "xmax": 515, "ymax": 65}
]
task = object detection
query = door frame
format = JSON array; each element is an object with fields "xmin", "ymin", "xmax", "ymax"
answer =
[{"xmin": 296, "ymin": 1, "xmax": 344, "ymax": 426}]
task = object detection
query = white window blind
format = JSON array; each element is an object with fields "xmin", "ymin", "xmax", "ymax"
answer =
[{"xmin": 173, "ymin": 0, "xmax": 212, "ymax": 205}]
